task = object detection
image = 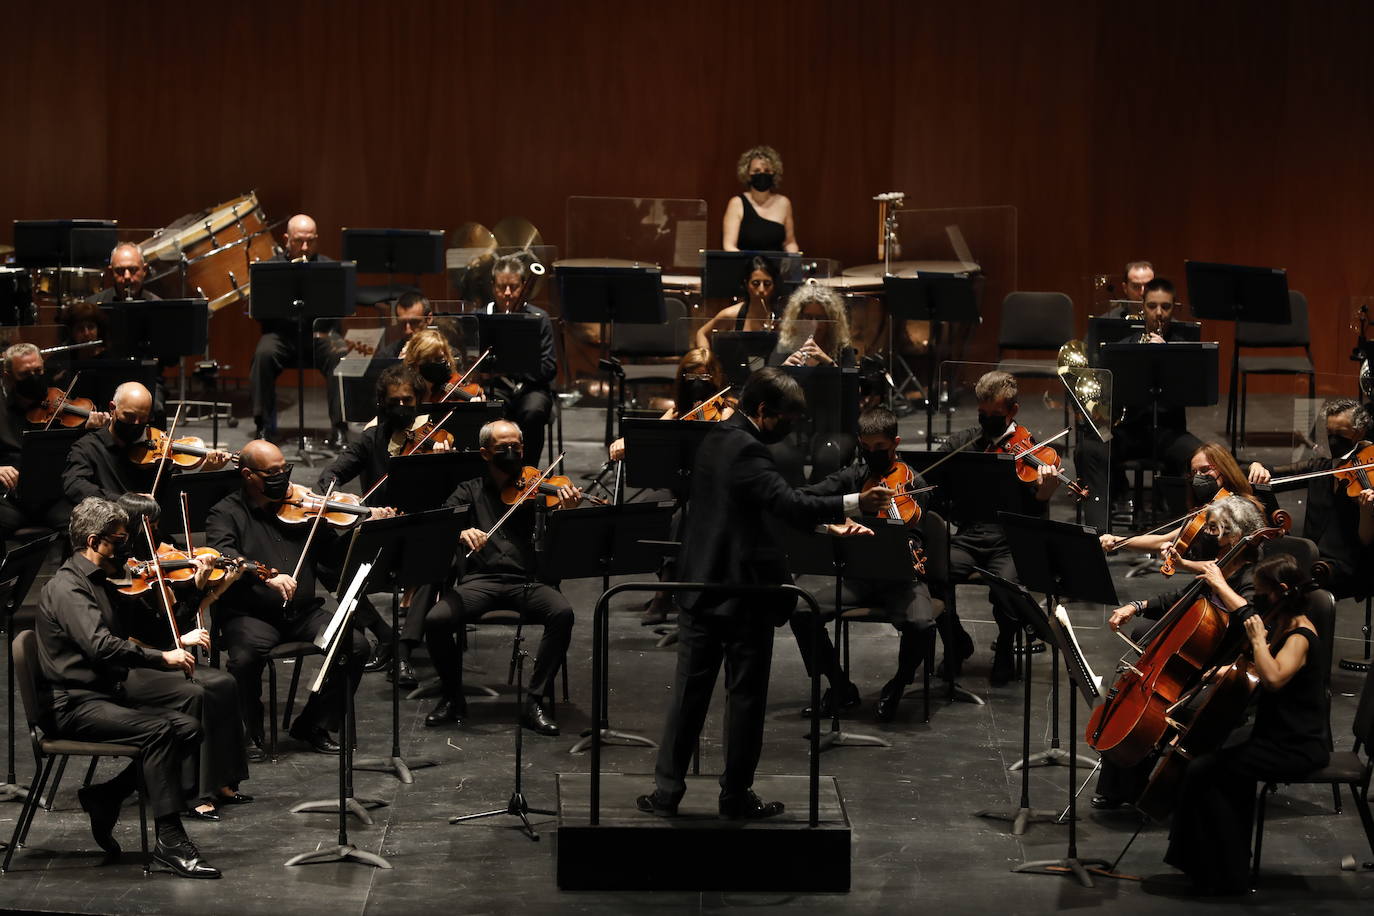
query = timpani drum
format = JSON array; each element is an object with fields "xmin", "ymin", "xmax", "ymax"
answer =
[{"xmin": 33, "ymin": 267, "xmax": 103, "ymax": 306}]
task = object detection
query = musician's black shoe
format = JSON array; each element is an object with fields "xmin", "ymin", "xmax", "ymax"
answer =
[
  {"xmin": 217, "ymin": 791, "xmax": 254, "ymax": 805},
  {"xmin": 246, "ymin": 738, "xmax": 267, "ymax": 763},
  {"xmin": 424, "ymin": 697, "xmax": 466, "ymax": 728},
  {"xmin": 719, "ymin": 790, "xmax": 785, "ymax": 821},
  {"xmin": 362, "ymin": 640, "xmax": 393, "ymax": 673},
  {"xmin": 935, "ymin": 627, "xmax": 976, "ymax": 681},
  {"xmin": 521, "ymin": 699, "xmax": 560, "ymax": 737},
  {"xmin": 1089, "ymin": 794, "xmax": 1126, "ymax": 810},
  {"xmin": 876, "ymin": 678, "xmax": 906, "ymax": 722},
  {"xmin": 989, "ymin": 640, "xmax": 1015, "ymax": 687},
  {"xmin": 288, "ymin": 721, "xmax": 341, "ymax": 755},
  {"xmin": 185, "ymin": 804, "xmax": 220, "ymax": 821},
  {"xmin": 387, "ymin": 660, "xmax": 419, "ymax": 688},
  {"xmin": 78, "ymin": 785, "xmax": 122, "ymax": 857},
  {"xmin": 801, "ymin": 681, "xmax": 861, "ymax": 719},
  {"xmin": 635, "ymin": 792, "xmax": 679, "ymax": 817},
  {"xmin": 152, "ymin": 837, "xmax": 222, "ymax": 879}
]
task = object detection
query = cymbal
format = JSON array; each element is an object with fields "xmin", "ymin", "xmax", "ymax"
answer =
[
  {"xmin": 452, "ymin": 222, "xmax": 496, "ymax": 251},
  {"xmin": 492, "ymin": 216, "xmax": 542, "ymax": 251}
]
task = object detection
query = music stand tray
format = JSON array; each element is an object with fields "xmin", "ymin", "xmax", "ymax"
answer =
[
  {"xmin": 383, "ymin": 450, "xmax": 486, "ymax": 514},
  {"xmin": 336, "ymin": 356, "xmax": 400, "ymax": 424},
  {"xmin": 621, "ymin": 418, "xmax": 717, "ymax": 492},
  {"xmin": 13, "ymin": 219, "xmax": 117, "ymax": 269},
  {"xmin": 555, "ymin": 265, "xmax": 666, "ymax": 326},
  {"xmin": 884, "ymin": 273, "xmax": 981, "ymax": 440},
  {"xmin": 155, "ymin": 469, "xmax": 241, "ymax": 541},
  {"xmin": 470, "ymin": 313, "xmax": 544, "ymax": 379},
  {"xmin": 1098, "ymin": 342, "xmax": 1219, "ymax": 409},
  {"xmin": 106, "ymin": 299, "xmax": 210, "ymax": 364},
  {"xmin": 431, "ymin": 401, "xmax": 507, "ymax": 451},
  {"xmin": 915, "ymin": 451, "xmax": 1025, "ymax": 527},
  {"xmin": 63, "ymin": 359, "xmax": 160, "ymax": 409},
  {"xmin": 700, "ymin": 250, "xmax": 802, "ymax": 300},
  {"xmin": 342, "ymin": 229, "xmax": 445, "ymax": 275},
  {"xmin": 1185, "ymin": 260, "xmax": 1290, "ymax": 324}
]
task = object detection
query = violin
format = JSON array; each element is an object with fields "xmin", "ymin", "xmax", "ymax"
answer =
[
  {"xmin": 500, "ymin": 466, "xmax": 605, "ymax": 507},
  {"xmin": 862, "ymin": 460, "xmax": 928, "ymax": 574},
  {"xmin": 990, "ymin": 425, "xmax": 1088, "ymax": 500},
  {"xmin": 678, "ymin": 386, "xmax": 734, "ymax": 422},
  {"xmin": 119, "ymin": 544, "xmax": 276, "ymax": 595},
  {"xmin": 1159, "ymin": 488, "xmax": 1233, "ymax": 577},
  {"xmin": 1334, "ymin": 442, "xmax": 1374, "ymax": 497},
  {"xmin": 438, "ymin": 348, "xmax": 493, "ymax": 403},
  {"xmin": 25, "ymin": 387, "xmax": 98, "ymax": 428},
  {"xmin": 127, "ymin": 427, "xmax": 238, "ymax": 469},
  {"xmin": 399, "ymin": 420, "xmax": 454, "ymax": 455},
  {"xmin": 277, "ymin": 484, "xmax": 374, "ymax": 528}
]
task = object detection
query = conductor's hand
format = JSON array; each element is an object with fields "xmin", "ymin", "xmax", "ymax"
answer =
[
  {"xmin": 556, "ymin": 484, "xmax": 584, "ymax": 509},
  {"xmin": 0, "ymin": 465, "xmax": 18, "ymax": 490},
  {"xmin": 858, "ymin": 485, "xmax": 897, "ymax": 516},
  {"xmin": 1108, "ymin": 604, "xmax": 1136, "ymax": 632},
  {"xmin": 461, "ymin": 527, "xmax": 488, "ymax": 553},
  {"xmin": 1248, "ymin": 462, "xmax": 1271, "ymax": 484},
  {"xmin": 179, "ymin": 628, "xmax": 211, "ymax": 651},
  {"xmin": 202, "ymin": 449, "xmax": 234, "ymax": 472},
  {"xmin": 266, "ymin": 574, "xmax": 297, "ymax": 603},
  {"xmin": 84, "ymin": 410, "xmax": 111, "ymax": 430},
  {"xmin": 161, "ymin": 648, "xmax": 196, "ymax": 675},
  {"xmin": 826, "ymin": 519, "xmax": 874, "ymax": 538}
]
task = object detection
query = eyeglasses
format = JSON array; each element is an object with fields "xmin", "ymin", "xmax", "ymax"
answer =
[{"xmin": 101, "ymin": 534, "xmax": 129, "ymax": 548}]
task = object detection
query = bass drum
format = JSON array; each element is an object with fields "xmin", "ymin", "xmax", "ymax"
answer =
[
  {"xmin": 174, "ymin": 229, "xmax": 279, "ymax": 313},
  {"xmin": 141, "ymin": 191, "xmax": 272, "ymax": 266},
  {"xmin": 140, "ymin": 192, "xmax": 281, "ymax": 311}
]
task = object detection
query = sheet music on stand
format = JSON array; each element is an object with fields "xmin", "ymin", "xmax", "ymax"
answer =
[{"xmin": 1049, "ymin": 605, "xmax": 1103, "ymax": 706}]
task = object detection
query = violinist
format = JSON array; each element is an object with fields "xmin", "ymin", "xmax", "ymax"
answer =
[
  {"xmin": 401, "ymin": 328, "xmax": 483, "ymax": 403},
  {"xmin": 111, "ymin": 493, "xmax": 252, "ymax": 822},
  {"xmin": 32, "ymin": 497, "xmax": 219, "ymax": 878},
  {"xmin": 420, "ymin": 420, "xmax": 581, "ymax": 736},
  {"xmin": 692, "ymin": 255, "xmax": 780, "ymax": 350},
  {"xmin": 205, "ymin": 440, "xmax": 370, "ymax": 758},
  {"xmin": 792, "ymin": 407, "xmax": 938, "ymax": 722},
  {"xmin": 480, "ymin": 254, "xmax": 558, "ymax": 465},
  {"xmin": 63, "ymin": 381, "xmax": 233, "ymax": 505},
  {"xmin": 0, "ymin": 343, "xmax": 108, "ymax": 545},
  {"xmin": 1247, "ymin": 398, "xmax": 1374, "ymax": 599},
  {"xmin": 607, "ymin": 347, "xmax": 735, "ymax": 463},
  {"xmin": 1164, "ymin": 553, "xmax": 1327, "ymax": 895},
  {"xmin": 941, "ymin": 371, "xmax": 1058, "ymax": 687},
  {"xmin": 1093, "ymin": 495, "xmax": 1264, "ymax": 811}
]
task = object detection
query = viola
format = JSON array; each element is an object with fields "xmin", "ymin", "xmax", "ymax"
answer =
[
  {"xmin": 678, "ymin": 386, "xmax": 734, "ymax": 422},
  {"xmin": 120, "ymin": 545, "xmax": 276, "ymax": 595},
  {"xmin": 500, "ymin": 466, "xmax": 605, "ymax": 507},
  {"xmin": 127, "ymin": 427, "xmax": 238, "ymax": 469},
  {"xmin": 25, "ymin": 387, "xmax": 97, "ymax": 428},
  {"xmin": 990, "ymin": 425, "xmax": 1088, "ymax": 500},
  {"xmin": 399, "ymin": 420, "xmax": 455, "ymax": 455},
  {"xmin": 1159, "ymin": 488, "xmax": 1233, "ymax": 577},
  {"xmin": 1334, "ymin": 442, "xmax": 1374, "ymax": 497},
  {"xmin": 863, "ymin": 460, "xmax": 928, "ymax": 574},
  {"xmin": 277, "ymin": 483, "xmax": 374, "ymax": 528}
]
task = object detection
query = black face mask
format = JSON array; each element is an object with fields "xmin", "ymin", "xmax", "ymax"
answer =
[
  {"xmin": 1189, "ymin": 530, "xmax": 1222, "ymax": 561},
  {"xmin": 383, "ymin": 404, "xmax": 417, "ymax": 431},
  {"xmin": 1329, "ymin": 434, "xmax": 1355, "ymax": 459},
  {"xmin": 757, "ymin": 415, "xmax": 793, "ymax": 445},
  {"xmin": 112, "ymin": 419, "xmax": 146, "ymax": 443},
  {"xmin": 1251, "ymin": 593, "xmax": 1274, "ymax": 617},
  {"xmin": 978, "ymin": 413, "xmax": 1010, "ymax": 442},
  {"xmin": 682, "ymin": 377, "xmax": 716, "ymax": 407},
  {"xmin": 859, "ymin": 447, "xmax": 894, "ymax": 478},
  {"xmin": 260, "ymin": 468, "xmax": 293, "ymax": 502},
  {"xmin": 14, "ymin": 373, "xmax": 47, "ymax": 401},
  {"xmin": 491, "ymin": 445, "xmax": 524, "ymax": 475},
  {"xmin": 418, "ymin": 361, "xmax": 450, "ymax": 386},
  {"xmin": 1191, "ymin": 473, "xmax": 1221, "ymax": 503},
  {"xmin": 749, "ymin": 172, "xmax": 775, "ymax": 192}
]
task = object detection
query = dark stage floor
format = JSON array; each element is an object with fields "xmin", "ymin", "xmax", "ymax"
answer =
[{"xmin": 1, "ymin": 391, "xmax": 1372, "ymax": 914}]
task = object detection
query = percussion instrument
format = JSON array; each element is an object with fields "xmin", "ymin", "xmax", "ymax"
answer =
[
  {"xmin": 0, "ymin": 267, "xmax": 33, "ymax": 324},
  {"xmin": 33, "ymin": 267, "xmax": 102, "ymax": 307},
  {"xmin": 140, "ymin": 192, "xmax": 281, "ymax": 311}
]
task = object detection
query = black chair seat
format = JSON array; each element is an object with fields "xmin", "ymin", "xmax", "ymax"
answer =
[
  {"xmin": 1281, "ymin": 750, "xmax": 1365, "ymax": 784},
  {"xmin": 268, "ymin": 640, "xmax": 322, "ymax": 660},
  {"xmin": 39, "ymin": 738, "xmax": 142, "ymax": 758},
  {"xmin": 1238, "ymin": 355, "xmax": 1314, "ymax": 374},
  {"xmin": 477, "ymin": 609, "xmax": 523, "ymax": 624}
]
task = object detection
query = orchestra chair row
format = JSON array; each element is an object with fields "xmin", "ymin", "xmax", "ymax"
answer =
[
  {"xmin": 3, "ymin": 630, "xmax": 151, "ymax": 875},
  {"xmin": 1227, "ymin": 289, "xmax": 1315, "ymax": 450}
]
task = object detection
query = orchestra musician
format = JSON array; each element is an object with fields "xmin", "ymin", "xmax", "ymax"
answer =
[
  {"xmin": 692, "ymin": 255, "xmax": 780, "ymax": 351},
  {"xmin": 1163, "ymin": 553, "xmax": 1328, "ymax": 895},
  {"xmin": 32, "ymin": 497, "xmax": 219, "ymax": 878},
  {"xmin": 722, "ymin": 145, "xmax": 799, "ymax": 253},
  {"xmin": 0, "ymin": 342, "xmax": 109, "ymax": 546},
  {"xmin": 205, "ymin": 440, "xmax": 371, "ymax": 759},
  {"xmin": 1099, "ymin": 259, "xmax": 1154, "ymax": 316},
  {"xmin": 481, "ymin": 254, "xmax": 558, "ymax": 464},
  {"xmin": 1247, "ymin": 397, "xmax": 1374, "ymax": 599},
  {"xmin": 792, "ymin": 407, "xmax": 938, "ymax": 722},
  {"xmin": 420, "ymin": 419, "xmax": 581, "ymax": 736},
  {"xmin": 402, "ymin": 327, "xmax": 483, "ymax": 403},
  {"xmin": 249, "ymin": 214, "xmax": 347, "ymax": 447},
  {"xmin": 940, "ymin": 371, "xmax": 1059, "ymax": 686},
  {"xmin": 112, "ymin": 492, "xmax": 251, "ymax": 822},
  {"xmin": 376, "ymin": 291, "xmax": 435, "ymax": 359},
  {"xmin": 1092, "ymin": 495, "xmax": 1263, "ymax": 810},
  {"xmin": 91, "ymin": 243, "xmax": 161, "ymax": 303},
  {"xmin": 638, "ymin": 368, "xmax": 870, "ymax": 820},
  {"xmin": 63, "ymin": 381, "xmax": 232, "ymax": 505}
]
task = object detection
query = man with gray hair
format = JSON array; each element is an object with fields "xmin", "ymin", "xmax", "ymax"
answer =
[
  {"xmin": 91, "ymin": 242, "xmax": 161, "ymax": 303},
  {"xmin": 31, "ymin": 497, "xmax": 219, "ymax": 877}
]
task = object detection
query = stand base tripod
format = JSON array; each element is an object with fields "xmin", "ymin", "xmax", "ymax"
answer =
[
  {"xmin": 569, "ymin": 727, "xmax": 657, "ymax": 756},
  {"xmin": 1339, "ymin": 656, "xmax": 1371, "ymax": 673},
  {"xmin": 449, "ymin": 791, "xmax": 556, "ymax": 841},
  {"xmin": 976, "ymin": 805, "xmax": 1063, "ymax": 837},
  {"xmin": 0, "ymin": 785, "xmax": 28, "ymax": 803},
  {"xmin": 1009, "ymin": 746, "xmax": 1098, "ymax": 772},
  {"xmin": 1013, "ymin": 855, "xmax": 1114, "ymax": 888},
  {"xmin": 284, "ymin": 843, "xmax": 392, "ymax": 869},
  {"xmin": 291, "ymin": 795, "xmax": 389, "ymax": 825},
  {"xmin": 354, "ymin": 754, "xmax": 438, "ymax": 785},
  {"xmin": 906, "ymin": 682, "xmax": 985, "ymax": 706},
  {"xmin": 815, "ymin": 729, "xmax": 891, "ymax": 750}
]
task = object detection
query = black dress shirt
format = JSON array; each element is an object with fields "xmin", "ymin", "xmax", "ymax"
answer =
[
  {"xmin": 63, "ymin": 427, "xmax": 162, "ymax": 503},
  {"xmin": 316, "ymin": 424, "xmax": 392, "ymax": 503},
  {"xmin": 482, "ymin": 302, "xmax": 558, "ymax": 392},
  {"xmin": 445, "ymin": 472, "xmax": 541, "ymax": 580},
  {"xmin": 0, "ymin": 386, "xmax": 27, "ymax": 467},
  {"xmin": 206, "ymin": 489, "xmax": 335, "ymax": 619}
]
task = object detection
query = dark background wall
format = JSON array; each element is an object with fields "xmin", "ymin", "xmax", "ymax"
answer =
[{"xmin": 4, "ymin": 0, "xmax": 1371, "ymax": 393}]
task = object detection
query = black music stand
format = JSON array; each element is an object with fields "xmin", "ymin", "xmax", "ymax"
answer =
[
  {"xmin": 884, "ymin": 273, "xmax": 980, "ymax": 441},
  {"xmin": 250, "ymin": 260, "xmax": 357, "ymax": 466},
  {"xmin": 473, "ymin": 313, "xmax": 545, "ymax": 379},
  {"xmin": 1185, "ymin": 260, "xmax": 1290, "ymax": 450},
  {"xmin": 13, "ymin": 219, "xmax": 117, "ymax": 269},
  {"xmin": 286, "ymin": 558, "xmax": 391, "ymax": 868},
  {"xmin": 548, "ymin": 502, "xmax": 677, "ymax": 756},
  {"xmin": 382, "ymin": 451, "xmax": 485, "ymax": 514},
  {"xmin": 779, "ymin": 518, "xmax": 918, "ymax": 750},
  {"xmin": 781, "ymin": 365, "xmax": 860, "ymax": 450},
  {"xmin": 336, "ymin": 356, "xmax": 400, "ymax": 425},
  {"xmin": 340, "ymin": 509, "xmax": 465, "ymax": 783},
  {"xmin": 621, "ymin": 417, "xmax": 716, "ymax": 494},
  {"xmin": 342, "ymin": 228, "xmax": 444, "ymax": 306},
  {"xmin": 700, "ymin": 250, "xmax": 801, "ymax": 301},
  {"xmin": 155, "ymin": 469, "xmax": 240, "ymax": 544},
  {"xmin": 430, "ymin": 401, "xmax": 507, "ymax": 451},
  {"xmin": 14, "ymin": 429, "xmax": 84, "ymax": 508},
  {"xmin": 63, "ymin": 358, "xmax": 161, "ymax": 409},
  {"xmin": 0, "ymin": 533, "xmax": 61, "ymax": 805},
  {"xmin": 107, "ymin": 299, "xmax": 209, "ymax": 363},
  {"xmin": 556, "ymin": 264, "xmax": 666, "ymax": 447},
  {"xmin": 710, "ymin": 330, "xmax": 779, "ymax": 388}
]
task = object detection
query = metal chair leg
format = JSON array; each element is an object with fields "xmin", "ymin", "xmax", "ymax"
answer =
[
  {"xmin": 283, "ymin": 654, "xmax": 304, "ymax": 730},
  {"xmin": 41, "ymin": 755, "xmax": 69, "ymax": 811},
  {"xmin": 82, "ymin": 756, "xmax": 99, "ymax": 789},
  {"xmin": 17, "ymin": 755, "xmax": 56, "ymax": 849},
  {"xmin": 1251, "ymin": 783, "xmax": 1271, "ymax": 890},
  {"xmin": 268, "ymin": 659, "xmax": 279, "ymax": 762}
]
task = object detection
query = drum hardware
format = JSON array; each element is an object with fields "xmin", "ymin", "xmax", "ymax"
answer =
[{"xmin": 874, "ymin": 191, "xmax": 905, "ymax": 273}]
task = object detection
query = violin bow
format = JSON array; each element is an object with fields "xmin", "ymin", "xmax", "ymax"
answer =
[
  {"xmin": 364, "ymin": 408, "xmax": 457, "ymax": 504},
  {"xmin": 918, "ymin": 426, "xmax": 1013, "ymax": 477},
  {"xmin": 679, "ymin": 386, "xmax": 733, "ymax": 421},
  {"xmin": 440, "ymin": 348, "xmax": 493, "ymax": 402},
  {"xmin": 285, "ymin": 481, "xmax": 336, "ymax": 608},
  {"xmin": 1105, "ymin": 505, "xmax": 1206, "ymax": 554},
  {"xmin": 467, "ymin": 453, "xmax": 565, "ymax": 558},
  {"xmin": 148, "ymin": 404, "xmax": 184, "ymax": 496},
  {"xmin": 1267, "ymin": 460, "xmax": 1374, "ymax": 487},
  {"xmin": 179, "ymin": 492, "xmax": 208, "ymax": 644},
  {"xmin": 42, "ymin": 371, "xmax": 82, "ymax": 432},
  {"xmin": 141, "ymin": 516, "xmax": 190, "ymax": 680}
]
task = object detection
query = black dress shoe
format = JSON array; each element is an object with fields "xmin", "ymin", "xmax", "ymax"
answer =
[
  {"xmin": 424, "ymin": 697, "xmax": 466, "ymax": 728},
  {"xmin": 387, "ymin": 660, "xmax": 419, "ymax": 688},
  {"xmin": 217, "ymin": 791, "xmax": 254, "ymax": 806},
  {"xmin": 153, "ymin": 838, "xmax": 222, "ymax": 879},
  {"xmin": 78, "ymin": 785, "xmax": 122, "ymax": 856},
  {"xmin": 246, "ymin": 739, "xmax": 267, "ymax": 763},
  {"xmin": 635, "ymin": 792, "xmax": 679, "ymax": 817},
  {"xmin": 1089, "ymin": 794, "xmax": 1126, "ymax": 810},
  {"xmin": 186, "ymin": 805, "xmax": 221, "ymax": 821},
  {"xmin": 521, "ymin": 700, "xmax": 559, "ymax": 737},
  {"xmin": 801, "ymin": 681, "xmax": 861, "ymax": 718},
  {"xmin": 989, "ymin": 643, "xmax": 1015, "ymax": 687},
  {"xmin": 288, "ymin": 722, "xmax": 341, "ymax": 754},
  {"xmin": 876, "ymin": 678, "xmax": 906, "ymax": 723},
  {"xmin": 719, "ymin": 790, "xmax": 785, "ymax": 820},
  {"xmin": 362, "ymin": 641, "xmax": 394, "ymax": 673}
]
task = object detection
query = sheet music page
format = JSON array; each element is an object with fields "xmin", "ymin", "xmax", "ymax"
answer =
[{"xmin": 1055, "ymin": 604, "xmax": 1103, "ymax": 694}]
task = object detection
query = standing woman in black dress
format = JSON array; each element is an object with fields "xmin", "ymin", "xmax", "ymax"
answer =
[
  {"xmin": 722, "ymin": 145, "xmax": 799, "ymax": 253},
  {"xmin": 1164, "ymin": 552, "xmax": 1329, "ymax": 894}
]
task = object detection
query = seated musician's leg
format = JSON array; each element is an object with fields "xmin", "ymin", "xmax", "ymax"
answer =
[
  {"xmin": 983, "ymin": 544, "xmax": 1021, "ymax": 687},
  {"xmin": 250, "ymin": 331, "xmax": 293, "ymax": 438},
  {"xmin": 939, "ymin": 540, "xmax": 979, "ymax": 677},
  {"xmin": 788, "ymin": 575, "xmax": 856, "ymax": 716},
  {"xmin": 516, "ymin": 583, "xmax": 573, "ymax": 736},
  {"xmin": 510, "ymin": 389, "xmax": 552, "ymax": 466},
  {"xmin": 219, "ymin": 613, "xmax": 281, "ymax": 750},
  {"xmin": 286, "ymin": 602, "xmax": 366, "ymax": 747}
]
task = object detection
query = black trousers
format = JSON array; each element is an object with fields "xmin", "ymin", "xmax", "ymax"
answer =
[
  {"xmin": 653, "ymin": 606, "xmax": 776, "ymax": 805},
  {"xmin": 219, "ymin": 603, "xmax": 366, "ymax": 738},
  {"xmin": 123, "ymin": 667, "xmax": 247, "ymax": 804},
  {"xmin": 1075, "ymin": 424, "xmax": 1202, "ymax": 532},
  {"xmin": 423, "ymin": 577, "xmax": 573, "ymax": 701},
  {"xmin": 947, "ymin": 525, "xmax": 1021, "ymax": 643},
  {"xmin": 790, "ymin": 576, "xmax": 936, "ymax": 688},
  {"xmin": 51, "ymin": 684, "xmax": 201, "ymax": 819},
  {"xmin": 250, "ymin": 330, "xmax": 343, "ymax": 432},
  {"xmin": 0, "ymin": 496, "xmax": 71, "ymax": 547},
  {"xmin": 500, "ymin": 387, "xmax": 552, "ymax": 466}
]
